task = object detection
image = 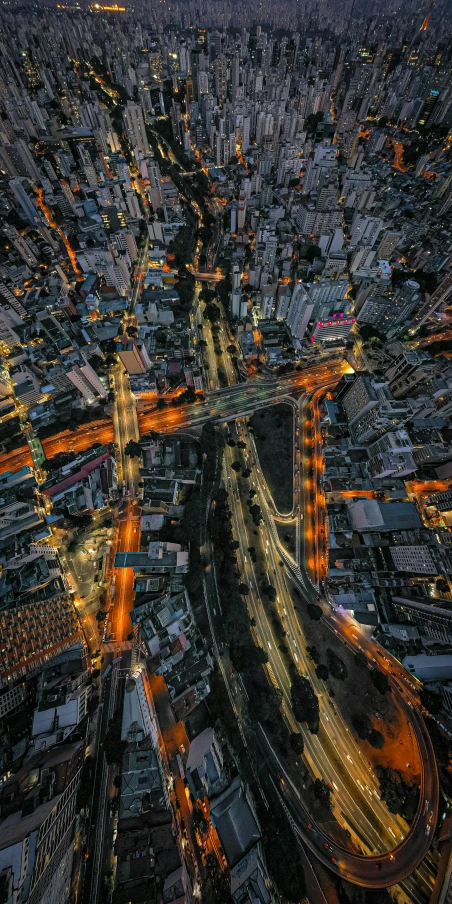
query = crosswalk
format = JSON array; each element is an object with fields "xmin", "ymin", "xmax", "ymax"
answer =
[{"xmin": 103, "ymin": 640, "xmax": 134, "ymax": 652}]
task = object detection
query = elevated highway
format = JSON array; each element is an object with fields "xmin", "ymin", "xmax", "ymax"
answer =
[{"xmin": 0, "ymin": 361, "xmax": 350, "ymax": 474}]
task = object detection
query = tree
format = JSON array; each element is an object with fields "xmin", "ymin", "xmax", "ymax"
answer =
[
  {"xmin": 192, "ymin": 803, "xmax": 209, "ymax": 836},
  {"xmin": 87, "ymin": 694, "xmax": 99, "ymax": 716},
  {"xmin": 69, "ymin": 512, "xmax": 92, "ymax": 529},
  {"xmin": 358, "ymin": 889, "xmax": 394, "ymax": 904},
  {"xmin": 368, "ymin": 729, "xmax": 385, "ymax": 749},
  {"xmin": 200, "ymin": 287, "xmax": 216, "ymax": 304},
  {"xmin": 95, "ymin": 609, "xmax": 107, "ymax": 622},
  {"xmin": 173, "ymin": 489, "xmax": 203, "ymax": 545},
  {"xmin": 124, "ymin": 439, "xmax": 142, "ymax": 458},
  {"xmin": 305, "ymin": 111, "xmax": 324, "ymax": 134},
  {"xmin": 291, "ymin": 673, "xmax": 319, "ymax": 733},
  {"xmin": 264, "ymin": 807, "xmax": 306, "ymax": 902},
  {"xmin": 177, "ymin": 276, "xmax": 195, "ymax": 310},
  {"xmin": 313, "ymin": 778, "xmax": 331, "ymax": 803},
  {"xmin": 200, "ymin": 420, "xmax": 218, "ymax": 459},
  {"xmin": 307, "ymin": 645, "xmax": 320, "ymax": 664},
  {"xmin": 359, "ymin": 323, "xmax": 387, "ymax": 342},
  {"xmin": 371, "ymin": 670, "xmax": 390, "ymax": 695},
  {"xmin": 352, "ymin": 712, "xmax": 373, "ymax": 740},
  {"xmin": 307, "ymin": 603, "xmax": 323, "ymax": 620},
  {"xmin": 156, "ymin": 398, "xmax": 166, "ymax": 409},
  {"xmin": 390, "ymin": 267, "xmax": 409, "ymax": 288},
  {"xmin": 77, "ymin": 755, "xmax": 94, "ymax": 811},
  {"xmin": 351, "ymin": 713, "xmax": 385, "ymax": 748},
  {"xmin": 375, "ymin": 766, "xmax": 418, "ymax": 822},
  {"xmin": 420, "ymin": 687, "xmax": 443, "ymax": 715},
  {"xmin": 249, "ymin": 503, "xmax": 262, "ymax": 525},
  {"xmin": 203, "ymin": 852, "xmax": 233, "ymax": 904},
  {"xmin": 217, "ymin": 278, "xmax": 232, "ymax": 305},
  {"xmin": 355, "ymin": 651, "xmax": 367, "ymax": 669},
  {"xmin": 290, "ymin": 732, "xmax": 304, "ymax": 755},
  {"xmin": 204, "ymin": 302, "xmax": 221, "ymax": 323},
  {"xmin": 231, "ymin": 461, "xmax": 241, "ymax": 472},
  {"xmin": 326, "ymin": 648, "xmax": 347, "ymax": 680},
  {"xmin": 104, "ymin": 709, "xmax": 127, "ymax": 764},
  {"xmin": 45, "ymin": 450, "xmax": 77, "ymax": 471},
  {"xmin": 239, "ymin": 583, "xmax": 249, "ymax": 595},
  {"xmin": 306, "ymin": 244, "xmax": 322, "ymax": 263},
  {"xmin": 169, "ymin": 224, "xmax": 196, "ymax": 267},
  {"xmin": 316, "ymin": 663, "xmax": 329, "ymax": 681}
]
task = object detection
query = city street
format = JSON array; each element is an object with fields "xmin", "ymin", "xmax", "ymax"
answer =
[
  {"xmin": 2, "ymin": 12, "xmax": 451, "ymax": 904},
  {"xmin": 0, "ymin": 360, "xmax": 352, "ymax": 475}
]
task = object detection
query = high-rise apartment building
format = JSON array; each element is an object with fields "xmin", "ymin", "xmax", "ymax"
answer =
[
  {"xmin": 117, "ymin": 338, "xmax": 151, "ymax": 374},
  {"xmin": 123, "ymin": 102, "xmax": 150, "ymax": 155},
  {"xmin": 0, "ymin": 742, "xmax": 84, "ymax": 904},
  {"xmin": 8, "ymin": 179, "xmax": 39, "ymax": 225},
  {"xmin": 391, "ymin": 597, "xmax": 452, "ymax": 644},
  {"xmin": 410, "ymin": 272, "xmax": 452, "ymax": 331}
]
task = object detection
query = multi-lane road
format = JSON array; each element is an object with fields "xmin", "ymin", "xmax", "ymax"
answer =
[
  {"xmin": 136, "ymin": 360, "xmax": 351, "ymax": 433},
  {"xmin": 211, "ymin": 387, "xmax": 439, "ymax": 896},
  {"xmin": 110, "ymin": 501, "xmax": 141, "ymax": 644},
  {"xmin": 113, "ymin": 367, "xmax": 140, "ymax": 496},
  {"xmin": 0, "ymin": 361, "xmax": 351, "ymax": 475}
]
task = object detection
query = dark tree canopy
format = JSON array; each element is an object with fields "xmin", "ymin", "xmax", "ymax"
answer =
[{"xmin": 291, "ymin": 674, "xmax": 319, "ymax": 733}]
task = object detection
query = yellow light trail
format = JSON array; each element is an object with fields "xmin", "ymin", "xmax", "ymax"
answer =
[{"xmin": 35, "ymin": 189, "xmax": 82, "ymax": 279}]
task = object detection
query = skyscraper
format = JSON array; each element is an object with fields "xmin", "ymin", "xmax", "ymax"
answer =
[
  {"xmin": 123, "ymin": 101, "xmax": 150, "ymax": 155},
  {"xmin": 8, "ymin": 178, "xmax": 39, "ymax": 225}
]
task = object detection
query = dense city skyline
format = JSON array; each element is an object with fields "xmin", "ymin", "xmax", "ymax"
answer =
[{"xmin": 0, "ymin": 4, "xmax": 451, "ymax": 904}]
